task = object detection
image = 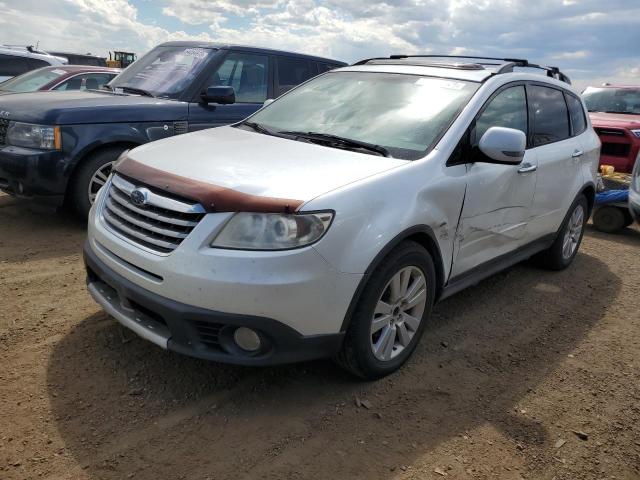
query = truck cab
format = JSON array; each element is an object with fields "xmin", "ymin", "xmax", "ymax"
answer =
[{"xmin": 0, "ymin": 42, "xmax": 345, "ymax": 216}]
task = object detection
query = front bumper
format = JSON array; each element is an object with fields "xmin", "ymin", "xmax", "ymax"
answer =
[
  {"xmin": 84, "ymin": 242, "xmax": 345, "ymax": 365},
  {"xmin": 0, "ymin": 145, "xmax": 67, "ymax": 205}
]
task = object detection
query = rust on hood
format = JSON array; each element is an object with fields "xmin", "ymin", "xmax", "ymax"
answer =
[{"xmin": 115, "ymin": 157, "xmax": 304, "ymax": 214}]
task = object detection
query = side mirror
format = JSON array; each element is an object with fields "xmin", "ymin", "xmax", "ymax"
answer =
[
  {"xmin": 478, "ymin": 126, "xmax": 526, "ymax": 164},
  {"xmin": 201, "ymin": 86, "xmax": 235, "ymax": 105},
  {"xmin": 263, "ymin": 98, "xmax": 274, "ymax": 107}
]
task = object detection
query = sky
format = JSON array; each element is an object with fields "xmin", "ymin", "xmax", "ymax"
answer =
[{"xmin": 0, "ymin": 0, "xmax": 638, "ymax": 89}]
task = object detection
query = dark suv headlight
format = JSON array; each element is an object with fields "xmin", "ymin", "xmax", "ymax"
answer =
[{"xmin": 6, "ymin": 122, "xmax": 61, "ymax": 150}]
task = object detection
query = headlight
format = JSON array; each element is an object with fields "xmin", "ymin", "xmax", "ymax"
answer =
[
  {"xmin": 211, "ymin": 212, "xmax": 333, "ymax": 250},
  {"xmin": 6, "ymin": 122, "xmax": 61, "ymax": 150},
  {"xmin": 631, "ymin": 129, "xmax": 640, "ymax": 138}
]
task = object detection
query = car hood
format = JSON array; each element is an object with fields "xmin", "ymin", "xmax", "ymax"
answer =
[
  {"xmin": 116, "ymin": 126, "xmax": 409, "ymax": 212},
  {"xmin": 589, "ymin": 112, "xmax": 640, "ymax": 130},
  {"xmin": 0, "ymin": 90, "xmax": 187, "ymax": 125}
]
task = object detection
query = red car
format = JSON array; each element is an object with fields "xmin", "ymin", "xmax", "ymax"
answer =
[
  {"xmin": 0, "ymin": 65, "xmax": 120, "ymax": 95},
  {"xmin": 584, "ymin": 84, "xmax": 640, "ymax": 173}
]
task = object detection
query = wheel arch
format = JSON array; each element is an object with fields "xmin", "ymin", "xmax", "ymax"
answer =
[
  {"xmin": 64, "ymin": 141, "xmax": 140, "ymax": 203},
  {"xmin": 339, "ymin": 225, "xmax": 446, "ymax": 333},
  {"xmin": 580, "ymin": 182, "xmax": 596, "ymax": 216}
]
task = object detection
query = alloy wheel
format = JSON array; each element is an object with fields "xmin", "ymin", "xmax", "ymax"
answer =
[
  {"xmin": 88, "ymin": 161, "xmax": 114, "ymax": 204},
  {"xmin": 370, "ymin": 266, "xmax": 427, "ymax": 361},
  {"xmin": 562, "ymin": 204, "xmax": 584, "ymax": 259}
]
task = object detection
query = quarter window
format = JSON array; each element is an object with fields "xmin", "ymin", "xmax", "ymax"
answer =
[
  {"xmin": 276, "ymin": 58, "xmax": 314, "ymax": 96},
  {"xmin": 207, "ymin": 53, "xmax": 268, "ymax": 103},
  {"xmin": 565, "ymin": 93, "xmax": 587, "ymax": 136},
  {"xmin": 528, "ymin": 85, "xmax": 570, "ymax": 147},
  {"xmin": 475, "ymin": 85, "xmax": 528, "ymax": 144}
]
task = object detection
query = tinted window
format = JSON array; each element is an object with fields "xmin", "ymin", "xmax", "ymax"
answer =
[
  {"xmin": 276, "ymin": 58, "xmax": 313, "ymax": 96},
  {"xmin": 54, "ymin": 72, "xmax": 115, "ymax": 91},
  {"xmin": 566, "ymin": 94, "xmax": 586, "ymax": 136},
  {"xmin": 475, "ymin": 85, "xmax": 528, "ymax": 144},
  {"xmin": 317, "ymin": 63, "xmax": 337, "ymax": 74},
  {"xmin": 529, "ymin": 85, "xmax": 570, "ymax": 147},
  {"xmin": 208, "ymin": 52, "xmax": 268, "ymax": 103},
  {"xmin": 0, "ymin": 54, "xmax": 34, "ymax": 76}
]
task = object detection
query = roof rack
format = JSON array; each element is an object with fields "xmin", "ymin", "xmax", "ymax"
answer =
[{"xmin": 353, "ymin": 55, "xmax": 571, "ymax": 84}]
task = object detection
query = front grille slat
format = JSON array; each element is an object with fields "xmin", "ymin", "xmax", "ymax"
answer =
[{"xmin": 101, "ymin": 174, "xmax": 205, "ymax": 254}]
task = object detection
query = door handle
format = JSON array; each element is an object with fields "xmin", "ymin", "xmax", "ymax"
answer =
[
  {"xmin": 572, "ymin": 150, "xmax": 584, "ymax": 158},
  {"xmin": 517, "ymin": 163, "xmax": 537, "ymax": 174}
]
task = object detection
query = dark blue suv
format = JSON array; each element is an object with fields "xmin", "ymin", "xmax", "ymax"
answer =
[{"xmin": 0, "ymin": 42, "xmax": 345, "ymax": 216}]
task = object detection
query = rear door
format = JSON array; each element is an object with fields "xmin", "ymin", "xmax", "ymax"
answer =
[
  {"xmin": 187, "ymin": 51, "xmax": 270, "ymax": 132},
  {"xmin": 526, "ymin": 84, "xmax": 583, "ymax": 238},
  {"xmin": 451, "ymin": 83, "xmax": 537, "ymax": 277}
]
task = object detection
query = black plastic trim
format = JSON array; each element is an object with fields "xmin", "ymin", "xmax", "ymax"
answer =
[{"xmin": 440, "ymin": 233, "xmax": 556, "ymax": 301}]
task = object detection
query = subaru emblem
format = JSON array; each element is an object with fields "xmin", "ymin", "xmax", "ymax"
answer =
[{"xmin": 130, "ymin": 188, "xmax": 149, "ymax": 206}]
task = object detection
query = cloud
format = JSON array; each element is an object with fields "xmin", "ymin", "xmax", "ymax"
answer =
[{"xmin": 0, "ymin": 0, "xmax": 637, "ymax": 87}]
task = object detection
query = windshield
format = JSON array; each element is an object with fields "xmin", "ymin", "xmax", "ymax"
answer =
[
  {"xmin": 109, "ymin": 46, "xmax": 218, "ymax": 99},
  {"xmin": 583, "ymin": 87, "xmax": 640, "ymax": 115},
  {"xmin": 246, "ymin": 72, "xmax": 479, "ymax": 160},
  {"xmin": 0, "ymin": 67, "xmax": 66, "ymax": 92}
]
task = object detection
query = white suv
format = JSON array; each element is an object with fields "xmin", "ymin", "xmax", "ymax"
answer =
[
  {"xmin": 84, "ymin": 55, "xmax": 600, "ymax": 379},
  {"xmin": 0, "ymin": 46, "xmax": 67, "ymax": 82}
]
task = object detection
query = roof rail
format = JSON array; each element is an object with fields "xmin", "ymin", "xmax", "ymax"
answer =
[{"xmin": 353, "ymin": 55, "xmax": 571, "ymax": 84}]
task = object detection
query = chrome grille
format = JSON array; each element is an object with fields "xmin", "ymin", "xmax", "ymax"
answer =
[
  {"xmin": 102, "ymin": 174, "xmax": 205, "ymax": 254},
  {"xmin": 0, "ymin": 119, "xmax": 9, "ymax": 145}
]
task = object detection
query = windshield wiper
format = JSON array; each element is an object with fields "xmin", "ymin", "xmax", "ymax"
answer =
[
  {"xmin": 241, "ymin": 121, "xmax": 280, "ymax": 136},
  {"xmin": 280, "ymin": 131, "xmax": 390, "ymax": 157},
  {"xmin": 115, "ymin": 86, "xmax": 155, "ymax": 97}
]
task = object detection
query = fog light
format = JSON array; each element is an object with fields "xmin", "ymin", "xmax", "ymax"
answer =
[{"xmin": 233, "ymin": 327, "xmax": 261, "ymax": 352}]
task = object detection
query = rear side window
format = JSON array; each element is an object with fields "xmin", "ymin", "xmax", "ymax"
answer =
[
  {"xmin": 565, "ymin": 93, "xmax": 587, "ymax": 136},
  {"xmin": 528, "ymin": 85, "xmax": 570, "ymax": 147},
  {"xmin": 276, "ymin": 58, "xmax": 314, "ymax": 96},
  {"xmin": 0, "ymin": 54, "xmax": 34, "ymax": 76},
  {"xmin": 54, "ymin": 72, "xmax": 115, "ymax": 91},
  {"xmin": 474, "ymin": 85, "xmax": 528, "ymax": 144}
]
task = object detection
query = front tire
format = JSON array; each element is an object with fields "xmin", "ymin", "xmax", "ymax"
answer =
[
  {"xmin": 335, "ymin": 241, "xmax": 436, "ymax": 379},
  {"xmin": 70, "ymin": 147, "xmax": 123, "ymax": 218},
  {"xmin": 534, "ymin": 195, "xmax": 588, "ymax": 270}
]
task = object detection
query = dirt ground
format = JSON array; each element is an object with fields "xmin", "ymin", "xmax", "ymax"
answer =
[{"xmin": 1, "ymin": 192, "xmax": 639, "ymax": 480}]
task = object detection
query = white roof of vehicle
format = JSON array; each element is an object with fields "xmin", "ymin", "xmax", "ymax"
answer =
[
  {"xmin": 338, "ymin": 64, "xmax": 493, "ymax": 82},
  {"xmin": 0, "ymin": 45, "xmax": 67, "ymax": 65}
]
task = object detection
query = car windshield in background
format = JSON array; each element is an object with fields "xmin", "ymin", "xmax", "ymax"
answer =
[
  {"xmin": 245, "ymin": 72, "xmax": 479, "ymax": 160},
  {"xmin": 0, "ymin": 67, "xmax": 66, "ymax": 92},
  {"xmin": 109, "ymin": 46, "xmax": 218, "ymax": 99},
  {"xmin": 583, "ymin": 87, "xmax": 640, "ymax": 115}
]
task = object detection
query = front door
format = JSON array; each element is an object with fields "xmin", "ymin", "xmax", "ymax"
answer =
[
  {"xmin": 188, "ymin": 52, "xmax": 270, "ymax": 132},
  {"xmin": 451, "ymin": 84, "xmax": 537, "ymax": 278}
]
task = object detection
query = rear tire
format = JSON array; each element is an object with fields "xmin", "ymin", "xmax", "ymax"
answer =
[
  {"xmin": 335, "ymin": 241, "xmax": 436, "ymax": 379},
  {"xmin": 592, "ymin": 206, "xmax": 626, "ymax": 233},
  {"xmin": 70, "ymin": 147, "xmax": 124, "ymax": 218},
  {"xmin": 534, "ymin": 195, "xmax": 588, "ymax": 271}
]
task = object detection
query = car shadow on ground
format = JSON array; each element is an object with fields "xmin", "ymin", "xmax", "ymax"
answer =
[
  {"xmin": 46, "ymin": 252, "xmax": 620, "ymax": 479},
  {"xmin": 0, "ymin": 196, "xmax": 86, "ymax": 263},
  {"xmin": 585, "ymin": 223, "xmax": 640, "ymax": 247}
]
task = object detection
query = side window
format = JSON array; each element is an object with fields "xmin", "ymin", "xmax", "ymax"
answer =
[
  {"xmin": 528, "ymin": 85, "xmax": 570, "ymax": 147},
  {"xmin": 54, "ymin": 73, "xmax": 115, "ymax": 91},
  {"xmin": 276, "ymin": 57, "xmax": 314, "ymax": 96},
  {"xmin": 565, "ymin": 93, "xmax": 587, "ymax": 136},
  {"xmin": 317, "ymin": 62, "xmax": 339, "ymax": 74},
  {"xmin": 0, "ymin": 55, "xmax": 34, "ymax": 76},
  {"xmin": 474, "ymin": 85, "xmax": 528, "ymax": 145},
  {"xmin": 206, "ymin": 53, "xmax": 268, "ymax": 103}
]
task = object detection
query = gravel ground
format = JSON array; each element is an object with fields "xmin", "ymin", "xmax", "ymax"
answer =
[{"xmin": 1, "ymin": 192, "xmax": 639, "ymax": 480}]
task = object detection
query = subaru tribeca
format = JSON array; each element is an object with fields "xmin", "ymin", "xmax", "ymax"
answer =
[{"xmin": 84, "ymin": 56, "xmax": 599, "ymax": 379}]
